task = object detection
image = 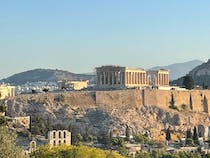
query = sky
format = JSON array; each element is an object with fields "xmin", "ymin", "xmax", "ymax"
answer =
[{"xmin": 0, "ymin": 0, "xmax": 210, "ymax": 79}]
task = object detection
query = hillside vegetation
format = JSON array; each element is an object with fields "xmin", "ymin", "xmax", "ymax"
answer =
[{"xmin": 31, "ymin": 145, "xmax": 124, "ymax": 158}]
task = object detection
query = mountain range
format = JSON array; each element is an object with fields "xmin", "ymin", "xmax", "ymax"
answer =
[
  {"xmin": 1, "ymin": 69, "xmax": 95, "ymax": 85},
  {"xmin": 150, "ymin": 59, "xmax": 203, "ymax": 80},
  {"xmin": 172, "ymin": 59, "xmax": 210, "ymax": 87}
]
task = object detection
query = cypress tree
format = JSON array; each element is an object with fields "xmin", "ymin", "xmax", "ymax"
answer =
[
  {"xmin": 125, "ymin": 125, "xmax": 130, "ymax": 142},
  {"xmin": 193, "ymin": 126, "xmax": 199, "ymax": 145},
  {"xmin": 203, "ymin": 95, "xmax": 208, "ymax": 113},
  {"xmin": 166, "ymin": 128, "xmax": 171, "ymax": 141},
  {"xmin": 186, "ymin": 129, "xmax": 193, "ymax": 145},
  {"xmin": 189, "ymin": 94, "xmax": 193, "ymax": 110}
]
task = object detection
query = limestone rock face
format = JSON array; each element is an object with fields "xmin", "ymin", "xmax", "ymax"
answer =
[{"xmin": 6, "ymin": 91, "xmax": 210, "ymax": 140}]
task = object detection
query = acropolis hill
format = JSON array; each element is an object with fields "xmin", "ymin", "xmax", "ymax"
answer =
[{"xmin": 6, "ymin": 89, "xmax": 210, "ymax": 141}]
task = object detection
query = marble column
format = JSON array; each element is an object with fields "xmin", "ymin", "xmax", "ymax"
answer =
[
  {"xmin": 99, "ymin": 72, "xmax": 102, "ymax": 85},
  {"xmin": 132, "ymin": 72, "xmax": 133, "ymax": 84},
  {"xmin": 158, "ymin": 74, "xmax": 161, "ymax": 85},
  {"xmin": 104, "ymin": 72, "xmax": 106, "ymax": 85},
  {"xmin": 162, "ymin": 74, "xmax": 164, "ymax": 85},
  {"xmin": 126, "ymin": 72, "xmax": 128, "ymax": 84},
  {"xmin": 111, "ymin": 72, "xmax": 114, "ymax": 85},
  {"xmin": 164, "ymin": 74, "xmax": 166, "ymax": 85},
  {"xmin": 97, "ymin": 72, "xmax": 99, "ymax": 85},
  {"xmin": 133, "ymin": 72, "xmax": 135, "ymax": 84},
  {"xmin": 128, "ymin": 72, "xmax": 130, "ymax": 84},
  {"xmin": 159, "ymin": 74, "xmax": 161, "ymax": 85},
  {"xmin": 167, "ymin": 74, "xmax": 169, "ymax": 85},
  {"xmin": 127, "ymin": 72, "xmax": 129, "ymax": 84},
  {"xmin": 141, "ymin": 73, "xmax": 143, "ymax": 84}
]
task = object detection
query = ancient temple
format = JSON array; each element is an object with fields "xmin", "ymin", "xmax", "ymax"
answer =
[{"xmin": 96, "ymin": 66, "xmax": 169, "ymax": 89}]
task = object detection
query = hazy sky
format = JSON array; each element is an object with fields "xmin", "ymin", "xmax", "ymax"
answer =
[{"xmin": 1, "ymin": 0, "xmax": 210, "ymax": 79}]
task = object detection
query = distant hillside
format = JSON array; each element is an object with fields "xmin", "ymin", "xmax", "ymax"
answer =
[
  {"xmin": 150, "ymin": 60, "xmax": 203, "ymax": 80},
  {"xmin": 1, "ymin": 69, "xmax": 96, "ymax": 85},
  {"xmin": 172, "ymin": 59, "xmax": 210, "ymax": 87}
]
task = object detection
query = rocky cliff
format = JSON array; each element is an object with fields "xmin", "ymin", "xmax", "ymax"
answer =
[{"xmin": 6, "ymin": 90, "xmax": 210, "ymax": 141}]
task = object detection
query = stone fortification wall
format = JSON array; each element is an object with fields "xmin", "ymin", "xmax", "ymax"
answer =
[
  {"xmin": 143, "ymin": 89, "xmax": 210, "ymax": 113},
  {"xmin": 96, "ymin": 89, "xmax": 142, "ymax": 108},
  {"xmin": 96, "ymin": 89, "xmax": 210, "ymax": 113}
]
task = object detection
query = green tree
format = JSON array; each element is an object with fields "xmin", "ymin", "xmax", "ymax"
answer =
[
  {"xmin": 189, "ymin": 94, "xmax": 193, "ymax": 110},
  {"xmin": 0, "ymin": 116, "xmax": 7, "ymax": 125},
  {"xmin": 183, "ymin": 75, "xmax": 194, "ymax": 90},
  {"xmin": 203, "ymin": 95, "xmax": 208, "ymax": 113},
  {"xmin": 169, "ymin": 93, "xmax": 178, "ymax": 110},
  {"xmin": 165, "ymin": 128, "xmax": 171, "ymax": 141},
  {"xmin": 42, "ymin": 88, "xmax": 49, "ymax": 93},
  {"xmin": 186, "ymin": 129, "xmax": 194, "ymax": 146},
  {"xmin": 69, "ymin": 124, "xmax": 83, "ymax": 145},
  {"xmin": 0, "ymin": 100, "xmax": 6, "ymax": 116},
  {"xmin": 193, "ymin": 126, "xmax": 199, "ymax": 145},
  {"xmin": 32, "ymin": 144, "xmax": 125, "ymax": 158},
  {"xmin": 98, "ymin": 130, "xmax": 113, "ymax": 147},
  {"xmin": 125, "ymin": 125, "xmax": 130, "ymax": 142},
  {"xmin": 112, "ymin": 138, "xmax": 124, "ymax": 147},
  {"xmin": 30, "ymin": 115, "xmax": 48, "ymax": 135},
  {"xmin": 0, "ymin": 126, "xmax": 24, "ymax": 158},
  {"xmin": 186, "ymin": 129, "xmax": 192, "ymax": 139},
  {"xmin": 134, "ymin": 134, "xmax": 145, "ymax": 143}
]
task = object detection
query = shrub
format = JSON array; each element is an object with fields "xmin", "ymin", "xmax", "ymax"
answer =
[
  {"xmin": 181, "ymin": 104, "xmax": 187, "ymax": 110},
  {"xmin": 31, "ymin": 144, "xmax": 125, "ymax": 158}
]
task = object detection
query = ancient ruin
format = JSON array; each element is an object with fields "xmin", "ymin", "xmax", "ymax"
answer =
[
  {"xmin": 48, "ymin": 130, "xmax": 71, "ymax": 147},
  {"xmin": 96, "ymin": 66, "xmax": 169, "ymax": 89}
]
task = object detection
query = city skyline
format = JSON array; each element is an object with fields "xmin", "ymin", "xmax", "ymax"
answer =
[{"xmin": 1, "ymin": 0, "xmax": 210, "ymax": 78}]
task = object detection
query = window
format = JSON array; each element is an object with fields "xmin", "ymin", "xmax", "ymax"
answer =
[
  {"xmin": 64, "ymin": 140, "xmax": 66, "ymax": 144},
  {"xmin": 53, "ymin": 140, "xmax": 56, "ymax": 146},
  {"xmin": 59, "ymin": 140, "xmax": 61, "ymax": 145},
  {"xmin": 59, "ymin": 131, "xmax": 61, "ymax": 138},
  {"xmin": 53, "ymin": 131, "xmax": 56, "ymax": 138},
  {"xmin": 64, "ymin": 131, "xmax": 66, "ymax": 138}
]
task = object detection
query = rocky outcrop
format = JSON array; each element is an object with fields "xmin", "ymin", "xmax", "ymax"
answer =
[{"xmin": 6, "ymin": 90, "xmax": 210, "ymax": 141}]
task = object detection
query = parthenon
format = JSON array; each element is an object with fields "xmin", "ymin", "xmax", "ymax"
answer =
[{"xmin": 96, "ymin": 66, "xmax": 169, "ymax": 89}]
